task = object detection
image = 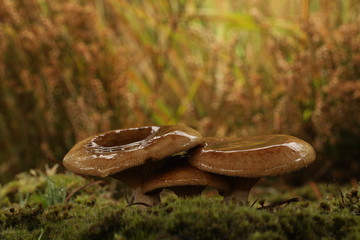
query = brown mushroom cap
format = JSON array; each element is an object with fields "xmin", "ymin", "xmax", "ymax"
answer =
[
  {"xmin": 189, "ymin": 135, "xmax": 316, "ymax": 178},
  {"xmin": 142, "ymin": 162, "xmax": 230, "ymax": 197},
  {"xmin": 63, "ymin": 125, "xmax": 204, "ymax": 177}
]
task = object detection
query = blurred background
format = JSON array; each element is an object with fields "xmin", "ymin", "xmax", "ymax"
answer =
[{"xmin": 0, "ymin": 0, "xmax": 359, "ymax": 184}]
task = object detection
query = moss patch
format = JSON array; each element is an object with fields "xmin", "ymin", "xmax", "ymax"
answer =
[{"xmin": 0, "ymin": 173, "xmax": 359, "ymax": 240}]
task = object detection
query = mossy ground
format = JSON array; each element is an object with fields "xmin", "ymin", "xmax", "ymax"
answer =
[{"xmin": 0, "ymin": 169, "xmax": 359, "ymax": 240}]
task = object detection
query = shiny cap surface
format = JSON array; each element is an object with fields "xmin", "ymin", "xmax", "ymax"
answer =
[
  {"xmin": 63, "ymin": 125, "xmax": 204, "ymax": 177},
  {"xmin": 189, "ymin": 135, "xmax": 316, "ymax": 177}
]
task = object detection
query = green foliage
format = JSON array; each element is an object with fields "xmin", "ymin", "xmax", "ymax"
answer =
[
  {"xmin": 41, "ymin": 178, "xmax": 67, "ymax": 208},
  {"xmin": 0, "ymin": 167, "xmax": 97, "ymax": 208}
]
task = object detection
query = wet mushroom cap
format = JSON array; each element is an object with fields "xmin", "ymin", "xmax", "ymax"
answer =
[
  {"xmin": 142, "ymin": 163, "xmax": 230, "ymax": 196},
  {"xmin": 189, "ymin": 135, "xmax": 316, "ymax": 178},
  {"xmin": 63, "ymin": 125, "xmax": 204, "ymax": 177}
]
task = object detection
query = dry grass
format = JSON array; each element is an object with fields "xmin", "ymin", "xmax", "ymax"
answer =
[{"xmin": 0, "ymin": 0, "xmax": 359, "ymax": 182}]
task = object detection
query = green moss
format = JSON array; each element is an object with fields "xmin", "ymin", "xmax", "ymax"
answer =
[
  {"xmin": 0, "ymin": 173, "xmax": 359, "ymax": 240},
  {"xmin": 0, "ymin": 170, "xmax": 106, "ymax": 208}
]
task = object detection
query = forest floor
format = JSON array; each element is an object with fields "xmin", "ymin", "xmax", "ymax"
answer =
[{"xmin": 0, "ymin": 166, "xmax": 359, "ymax": 240}]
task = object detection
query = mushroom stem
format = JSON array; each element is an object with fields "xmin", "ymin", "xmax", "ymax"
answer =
[
  {"xmin": 130, "ymin": 185, "xmax": 160, "ymax": 206},
  {"xmin": 111, "ymin": 168, "xmax": 161, "ymax": 206},
  {"xmin": 224, "ymin": 188, "xmax": 250, "ymax": 202},
  {"xmin": 171, "ymin": 186, "xmax": 205, "ymax": 198},
  {"xmin": 223, "ymin": 177, "xmax": 260, "ymax": 203}
]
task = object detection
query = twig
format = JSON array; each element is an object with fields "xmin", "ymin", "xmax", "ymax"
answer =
[
  {"xmin": 331, "ymin": 172, "xmax": 344, "ymax": 206},
  {"xmin": 65, "ymin": 180, "xmax": 105, "ymax": 202},
  {"xmin": 257, "ymin": 198, "xmax": 299, "ymax": 210},
  {"xmin": 46, "ymin": 156, "xmax": 64, "ymax": 168},
  {"xmin": 258, "ymin": 199, "xmax": 265, "ymax": 208},
  {"xmin": 126, "ymin": 202, "xmax": 151, "ymax": 208},
  {"xmin": 250, "ymin": 199, "xmax": 258, "ymax": 208},
  {"xmin": 309, "ymin": 181, "xmax": 322, "ymax": 200}
]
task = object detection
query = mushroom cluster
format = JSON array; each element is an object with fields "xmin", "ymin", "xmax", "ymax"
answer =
[{"xmin": 63, "ymin": 125, "xmax": 316, "ymax": 206}]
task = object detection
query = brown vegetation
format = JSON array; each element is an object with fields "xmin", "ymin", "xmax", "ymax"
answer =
[{"xmin": 0, "ymin": 0, "xmax": 359, "ymax": 182}]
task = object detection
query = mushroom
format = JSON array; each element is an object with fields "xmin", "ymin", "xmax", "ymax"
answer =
[
  {"xmin": 188, "ymin": 135, "xmax": 316, "ymax": 202},
  {"xmin": 142, "ymin": 156, "xmax": 230, "ymax": 199},
  {"xmin": 63, "ymin": 125, "xmax": 204, "ymax": 206}
]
